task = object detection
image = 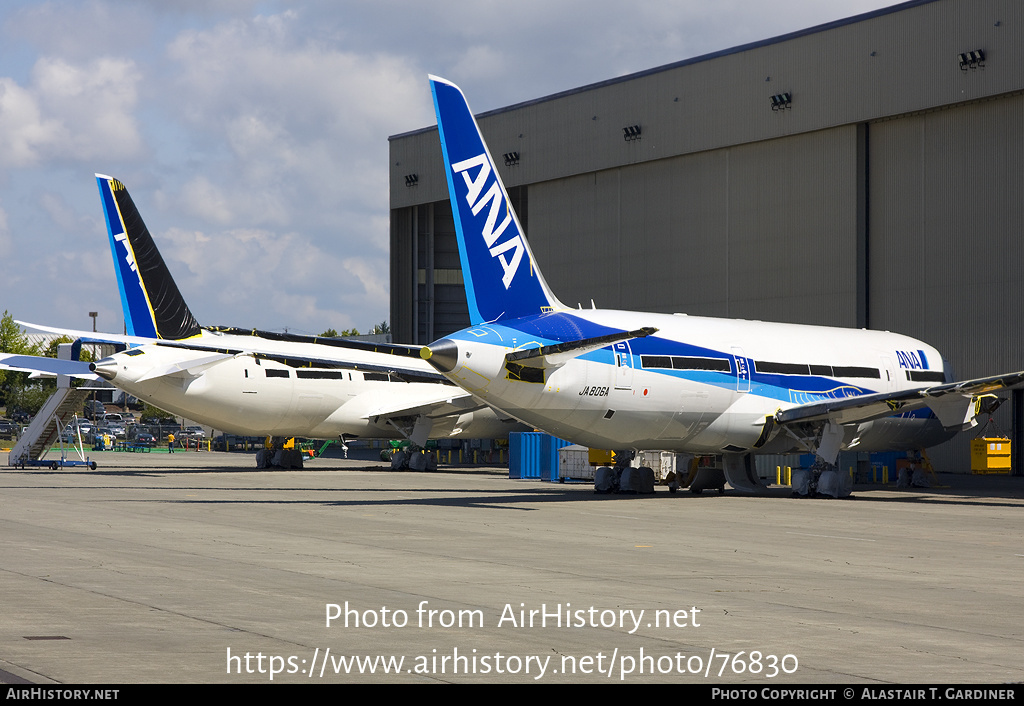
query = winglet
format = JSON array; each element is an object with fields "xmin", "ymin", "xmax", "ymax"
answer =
[
  {"xmin": 96, "ymin": 174, "xmax": 201, "ymax": 340},
  {"xmin": 429, "ymin": 76, "xmax": 562, "ymax": 325}
]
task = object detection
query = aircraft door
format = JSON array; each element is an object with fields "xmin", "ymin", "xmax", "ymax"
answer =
[
  {"xmin": 732, "ymin": 347, "xmax": 750, "ymax": 393},
  {"xmin": 613, "ymin": 341, "xmax": 634, "ymax": 390},
  {"xmin": 880, "ymin": 356, "xmax": 898, "ymax": 392}
]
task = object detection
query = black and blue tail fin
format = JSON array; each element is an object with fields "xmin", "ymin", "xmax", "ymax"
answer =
[{"xmin": 96, "ymin": 174, "xmax": 201, "ymax": 340}]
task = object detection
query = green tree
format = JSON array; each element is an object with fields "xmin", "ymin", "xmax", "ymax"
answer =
[
  {"xmin": 42, "ymin": 335, "xmax": 94, "ymax": 363},
  {"xmin": 5, "ymin": 383, "xmax": 53, "ymax": 416},
  {"xmin": 319, "ymin": 328, "xmax": 339, "ymax": 338},
  {"xmin": 370, "ymin": 320, "xmax": 390, "ymax": 335},
  {"xmin": 0, "ymin": 310, "xmax": 37, "ymax": 356},
  {"xmin": 141, "ymin": 403, "xmax": 173, "ymax": 422},
  {"xmin": 0, "ymin": 311, "xmax": 40, "ymax": 406}
]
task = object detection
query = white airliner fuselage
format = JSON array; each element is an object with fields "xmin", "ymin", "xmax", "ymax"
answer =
[
  {"xmin": 425, "ymin": 308, "xmax": 955, "ymax": 454},
  {"xmin": 90, "ymin": 331, "xmax": 513, "ymax": 440}
]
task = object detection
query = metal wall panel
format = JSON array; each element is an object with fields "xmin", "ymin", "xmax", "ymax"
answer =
[
  {"xmin": 527, "ymin": 126, "xmax": 859, "ymax": 326},
  {"xmin": 389, "ymin": 206, "xmax": 415, "ymax": 343}
]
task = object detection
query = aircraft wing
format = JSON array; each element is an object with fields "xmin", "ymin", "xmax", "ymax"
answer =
[
  {"xmin": 0, "ymin": 353, "xmax": 98, "ymax": 379},
  {"xmin": 775, "ymin": 369, "xmax": 1024, "ymax": 430},
  {"xmin": 204, "ymin": 326, "xmax": 423, "ymax": 359}
]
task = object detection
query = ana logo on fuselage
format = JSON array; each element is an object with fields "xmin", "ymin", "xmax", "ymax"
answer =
[
  {"xmin": 896, "ymin": 350, "xmax": 926, "ymax": 370},
  {"xmin": 451, "ymin": 153, "xmax": 526, "ymax": 289}
]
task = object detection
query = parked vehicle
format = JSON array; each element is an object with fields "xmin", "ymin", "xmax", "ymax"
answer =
[{"xmin": 74, "ymin": 420, "xmax": 96, "ymax": 436}]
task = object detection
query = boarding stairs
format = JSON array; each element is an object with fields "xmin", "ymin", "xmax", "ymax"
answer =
[
  {"xmin": 8, "ymin": 387, "xmax": 90, "ymax": 466},
  {"xmin": 7, "ymin": 342, "xmax": 96, "ymax": 467}
]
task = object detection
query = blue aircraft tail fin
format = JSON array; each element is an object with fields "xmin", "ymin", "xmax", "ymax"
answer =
[
  {"xmin": 96, "ymin": 174, "xmax": 201, "ymax": 340},
  {"xmin": 429, "ymin": 76, "xmax": 562, "ymax": 325}
]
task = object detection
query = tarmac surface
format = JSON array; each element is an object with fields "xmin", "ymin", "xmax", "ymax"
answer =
[{"xmin": 1, "ymin": 447, "xmax": 1022, "ymax": 684}]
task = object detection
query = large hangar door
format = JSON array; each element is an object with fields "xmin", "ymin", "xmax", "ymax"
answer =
[{"xmin": 868, "ymin": 94, "xmax": 1024, "ymax": 471}]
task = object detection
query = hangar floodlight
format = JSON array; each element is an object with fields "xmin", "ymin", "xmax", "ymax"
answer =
[
  {"xmin": 622, "ymin": 125, "xmax": 642, "ymax": 142},
  {"xmin": 770, "ymin": 93, "xmax": 792, "ymax": 111},
  {"xmin": 404, "ymin": 173, "xmax": 418, "ymax": 187},
  {"xmin": 503, "ymin": 152, "xmax": 520, "ymax": 167},
  {"xmin": 959, "ymin": 49, "xmax": 985, "ymax": 70}
]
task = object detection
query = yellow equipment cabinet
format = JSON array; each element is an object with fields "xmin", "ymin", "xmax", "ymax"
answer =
[{"xmin": 971, "ymin": 437, "xmax": 1011, "ymax": 474}]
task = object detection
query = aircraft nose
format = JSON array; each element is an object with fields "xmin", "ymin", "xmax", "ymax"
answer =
[
  {"xmin": 90, "ymin": 357, "xmax": 118, "ymax": 381},
  {"xmin": 420, "ymin": 338, "xmax": 460, "ymax": 373}
]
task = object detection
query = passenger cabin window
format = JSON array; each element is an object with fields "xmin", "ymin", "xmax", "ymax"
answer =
[
  {"xmin": 906, "ymin": 370, "xmax": 945, "ymax": 383},
  {"xmin": 296, "ymin": 370, "xmax": 344, "ymax": 379},
  {"xmin": 752, "ymin": 361, "xmax": 881, "ymax": 379},
  {"xmin": 640, "ymin": 355, "xmax": 731, "ymax": 372}
]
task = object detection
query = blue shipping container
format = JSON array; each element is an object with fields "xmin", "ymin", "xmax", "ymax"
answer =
[{"xmin": 509, "ymin": 432, "xmax": 571, "ymax": 480}]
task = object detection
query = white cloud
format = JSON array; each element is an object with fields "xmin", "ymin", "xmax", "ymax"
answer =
[
  {"xmin": 38, "ymin": 190, "xmax": 81, "ymax": 231},
  {"xmin": 0, "ymin": 56, "xmax": 142, "ymax": 168},
  {"xmin": 0, "ymin": 77, "xmax": 59, "ymax": 167},
  {"xmin": 177, "ymin": 177, "xmax": 236, "ymax": 226},
  {"xmin": 156, "ymin": 224, "xmax": 378, "ymax": 331},
  {"xmin": 163, "ymin": 11, "xmax": 430, "ymax": 215},
  {"xmin": 4, "ymin": 1, "xmax": 152, "ymax": 61},
  {"xmin": 341, "ymin": 256, "xmax": 388, "ymax": 305}
]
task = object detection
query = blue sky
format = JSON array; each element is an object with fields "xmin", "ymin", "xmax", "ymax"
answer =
[{"xmin": 0, "ymin": 0, "xmax": 902, "ymax": 336}]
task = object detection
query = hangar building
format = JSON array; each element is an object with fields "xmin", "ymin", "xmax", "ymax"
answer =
[{"xmin": 388, "ymin": 0, "xmax": 1024, "ymax": 472}]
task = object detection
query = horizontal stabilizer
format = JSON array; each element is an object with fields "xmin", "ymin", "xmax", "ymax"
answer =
[
  {"xmin": 0, "ymin": 354, "xmax": 97, "ymax": 379},
  {"xmin": 131, "ymin": 352, "xmax": 238, "ymax": 383},
  {"xmin": 334, "ymin": 386, "xmax": 478, "ymax": 423},
  {"xmin": 370, "ymin": 391, "xmax": 482, "ymax": 421},
  {"xmin": 505, "ymin": 326, "xmax": 658, "ymax": 369}
]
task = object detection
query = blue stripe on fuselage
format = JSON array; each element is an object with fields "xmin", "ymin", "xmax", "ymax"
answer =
[{"xmin": 453, "ymin": 312, "xmax": 883, "ymax": 406}]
